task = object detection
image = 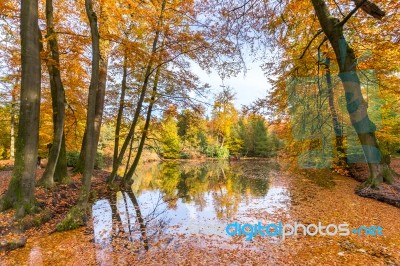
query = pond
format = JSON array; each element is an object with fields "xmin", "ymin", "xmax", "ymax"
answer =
[
  {"xmin": 2, "ymin": 159, "xmax": 400, "ymax": 265},
  {"xmin": 92, "ymin": 160, "xmax": 289, "ymax": 251}
]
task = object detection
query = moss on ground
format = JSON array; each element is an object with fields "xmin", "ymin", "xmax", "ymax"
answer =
[{"xmin": 56, "ymin": 205, "xmax": 86, "ymax": 231}]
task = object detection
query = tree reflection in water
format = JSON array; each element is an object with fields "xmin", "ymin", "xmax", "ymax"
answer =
[
  {"xmin": 92, "ymin": 160, "xmax": 288, "ymax": 264},
  {"xmin": 92, "ymin": 188, "xmax": 168, "ymax": 265}
]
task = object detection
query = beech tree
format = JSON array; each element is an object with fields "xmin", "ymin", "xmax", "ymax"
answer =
[
  {"xmin": 0, "ymin": 0, "xmax": 41, "ymax": 217},
  {"xmin": 310, "ymin": 0, "xmax": 394, "ymax": 186},
  {"xmin": 75, "ymin": 0, "xmax": 111, "ymax": 174},
  {"xmin": 107, "ymin": 0, "xmax": 168, "ymax": 184},
  {"xmin": 244, "ymin": 0, "xmax": 399, "ymax": 187},
  {"xmin": 57, "ymin": 0, "xmax": 101, "ymax": 230},
  {"xmin": 38, "ymin": 0, "xmax": 68, "ymax": 187}
]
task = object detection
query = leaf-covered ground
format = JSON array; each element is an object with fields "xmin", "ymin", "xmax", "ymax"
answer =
[{"xmin": 0, "ymin": 159, "xmax": 399, "ymax": 265}]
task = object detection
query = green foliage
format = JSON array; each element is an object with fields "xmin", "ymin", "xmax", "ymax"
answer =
[
  {"xmin": 215, "ymin": 145, "xmax": 230, "ymax": 158},
  {"xmin": 94, "ymin": 152, "xmax": 104, "ymax": 169},
  {"xmin": 233, "ymin": 115, "xmax": 274, "ymax": 157},
  {"xmin": 0, "ymin": 146, "xmax": 9, "ymax": 160},
  {"xmin": 0, "ymin": 105, "xmax": 11, "ymax": 159},
  {"xmin": 161, "ymin": 117, "xmax": 181, "ymax": 159},
  {"xmin": 66, "ymin": 151, "xmax": 80, "ymax": 167},
  {"xmin": 166, "ymin": 103, "xmax": 282, "ymax": 159},
  {"xmin": 267, "ymin": 132, "xmax": 283, "ymax": 157},
  {"xmin": 210, "ymin": 87, "xmax": 238, "ymax": 147},
  {"xmin": 252, "ymin": 119, "xmax": 269, "ymax": 157},
  {"xmin": 205, "ymin": 142, "xmax": 229, "ymax": 158},
  {"xmin": 227, "ymin": 124, "xmax": 244, "ymax": 156},
  {"xmin": 177, "ymin": 108, "xmax": 207, "ymax": 158},
  {"xmin": 66, "ymin": 151, "xmax": 104, "ymax": 169},
  {"xmin": 198, "ymin": 131, "xmax": 208, "ymax": 154}
]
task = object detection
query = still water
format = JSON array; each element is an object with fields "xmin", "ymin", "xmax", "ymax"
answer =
[{"xmin": 92, "ymin": 160, "xmax": 290, "ymax": 255}]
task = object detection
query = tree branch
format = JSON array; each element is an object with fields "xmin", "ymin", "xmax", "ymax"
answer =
[
  {"xmin": 55, "ymin": 31, "xmax": 89, "ymax": 38},
  {"xmin": 300, "ymin": 0, "xmax": 382, "ymax": 60},
  {"xmin": 230, "ymin": 0, "xmax": 253, "ymax": 12},
  {"xmin": 299, "ymin": 29, "xmax": 323, "ymax": 59},
  {"xmin": 336, "ymin": 0, "xmax": 368, "ymax": 27}
]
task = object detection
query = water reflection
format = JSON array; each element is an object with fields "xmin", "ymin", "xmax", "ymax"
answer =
[
  {"xmin": 92, "ymin": 199, "xmax": 113, "ymax": 265},
  {"xmin": 29, "ymin": 246, "xmax": 43, "ymax": 266},
  {"xmin": 92, "ymin": 160, "xmax": 290, "ymax": 262}
]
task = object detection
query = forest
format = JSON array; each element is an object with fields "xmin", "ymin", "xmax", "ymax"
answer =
[{"xmin": 0, "ymin": 0, "xmax": 399, "ymax": 265}]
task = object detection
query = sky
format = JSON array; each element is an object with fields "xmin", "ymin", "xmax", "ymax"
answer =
[{"xmin": 190, "ymin": 59, "xmax": 272, "ymax": 110}]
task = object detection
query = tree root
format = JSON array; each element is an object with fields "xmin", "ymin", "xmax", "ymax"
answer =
[
  {"xmin": 56, "ymin": 205, "xmax": 87, "ymax": 231},
  {"xmin": 0, "ymin": 195, "xmax": 41, "ymax": 219},
  {"xmin": 359, "ymin": 164, "xmax": 396, "ymax": 189},
  {"xmin": 356, "ymin": 186, "xmax": 400, "ymax": 208},
  {"xmin": 15, "ymin": 201, "xmax": 41, "ymax": 219},
  {"xmin": 16, "ymin": 210, "xmax": 53, "ymax": 231},
  {"xmin": 0, "ymin": 197, "xmax": 12, "ymax": 213},
  {"xmin": 36, "ymin": 178, "xmax": 54, "ymax": 189},
  {"xmin": 0, "ymin": 235, "xmax": 27, "ymax": 252},
  {"xmin": 359, "ymin": 177, "xmax": 382, "ymax": 189}
]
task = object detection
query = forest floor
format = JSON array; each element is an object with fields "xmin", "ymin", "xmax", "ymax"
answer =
[{"xmin": 0, "ymin": 158, "xmax": 399, "ymax": 265}]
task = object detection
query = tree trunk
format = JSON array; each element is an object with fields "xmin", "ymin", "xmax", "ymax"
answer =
[
  {"xmin": 123, "ymin": 135, "xmax": 135, "ymax": 179},
  {"xmin": 39, "ymin": 0, "xmax": 67, "ymax": 187},
  {"xmin": 113, "ymin": 55, "xmax": 128, "ymax": 172},
  {"xmin": 79, "ymin": 0, "xmax": 100, "ymax": 208},
  {"xmin": 57, "ymin": 0, "xmax": 100, "ymax": 231},
  {"xmin": 94, "ymin": 33, "xmax": 110, "ymax": 146},
  {"xmin": 324, "ymin": 57, "xmax": 346, "ymax": 164},
  {"xmin": 311, "ymin": 0, "xmax": 393, "ymax": 187},
  {"xmin": 0, "ymin": 0, "xmax": 41, "ymax": 218},
  {"xmin": 54, "ymin": 133, "xmax": 68, "ymax": 183},
  {"xmin": 108, "ymin": 0, "xmax": 167, "ymax": 184},
  {"xmin": 76, "ymin": 5, "xmax": 110, "ymax": 174},
  {"xmin": 75, "ymin": 130, "xmax": 87, "ymax": 173},
  {"xmin": 124, "ymin": 63, "xmax": 161, "ymax": 185},
  {"xmin": 10, "ymin": 89, "xmax": 16, "ymax": 159}
]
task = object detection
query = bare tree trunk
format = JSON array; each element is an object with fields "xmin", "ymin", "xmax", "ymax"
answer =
[
  {"xmin": 0, "ymin": 0, "xmax": 41, "ymax": 218},
  {"xmin": 57, "ymin": 0, "xmax": 100, "ymax": 231},
  {"xmin": 108, "ymin": 0, "xmax": 167, "ymax": 184},
  {"xmin": 311, "ymin": 0, "xmax": 393, "ymax": 187},
  {"xmin": 113, "ymin": 55, "xmax": 128, "ymax": 172},
  {"xmin": 39, "ymin": 0, "xmax": 67, "ymax": 187}
]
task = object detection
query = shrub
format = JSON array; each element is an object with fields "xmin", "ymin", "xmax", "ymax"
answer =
[
  {"xmin": 66, "ymin": 151, "xmax": 104, "ymax": 169},
  {"xmin": 205, "ymin": 144, "xmax": 229, "ymax": 159},
  {"xmin": 66, "ymin": 151, "xmax": 79, "ymax": 167}
]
